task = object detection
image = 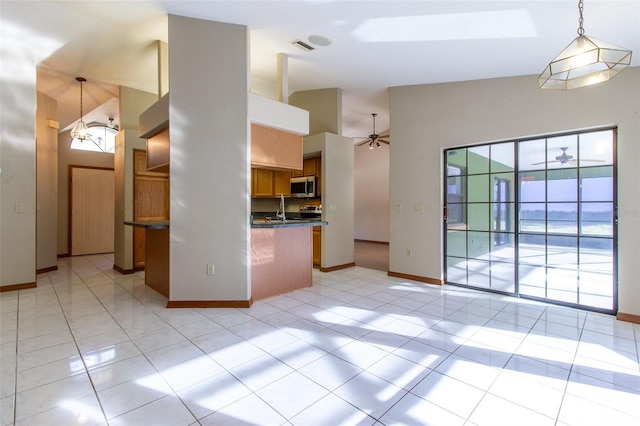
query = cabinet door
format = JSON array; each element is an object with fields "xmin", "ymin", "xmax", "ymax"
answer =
[
  {"xmin": 274, "ymin": 170, "xmax": 291, "ymax": 197},
  {"xmin": 252, "ymin": 168, "xmax": 275, "ymax": 197},
  {"xmin": 251, "ymin": 123, "xmax": 303, "ymax": 170},
  {"xmin": 135, "ymin": 176, "xmax": 170, "ymax": 221},
  {"xmin": 134, "ymin": 175, "xmax": 169, "ymax": 267},
  {"xmin": 313, "ymin": 226, "xmax": 321, "ymax": 266},
  {"xmin": 303, "ymin": 157, "xmax": 318, "ymax": 176}
]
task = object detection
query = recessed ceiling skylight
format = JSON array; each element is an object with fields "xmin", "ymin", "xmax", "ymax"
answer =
[{"xmin": 352, "ymin": 10, "xmax": 537, "ymax": 42}]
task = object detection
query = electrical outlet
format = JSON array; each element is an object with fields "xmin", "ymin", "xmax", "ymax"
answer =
[
  {"xmin": 207, "ymin": 264, "xmax": 214, "ymax": 275},
  {"xmin": 15, "ymin": 203, "xmax": 24, "ymax": 213},
  {"xmin": 415, "ymin": 204, "xmax": 424, "ymax": 212},
  {"xmin": 406, "ymin": 249, "xmax": 412, "ymax": 257}
]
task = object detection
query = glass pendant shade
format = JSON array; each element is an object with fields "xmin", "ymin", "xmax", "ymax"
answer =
[
  {"xmin": 539, "ymin": 35, "xmax": 632, "ymax": 90},
  {"xmin": 70, "ymin": 120, "xmax": 89, "ymax": 140}
]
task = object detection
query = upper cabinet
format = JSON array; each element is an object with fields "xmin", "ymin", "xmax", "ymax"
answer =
[
  {"xmin": 146, "ymin": 128, "xmax": 169, "ymax": 172},
  {"xmin": 248, "ymin": 92, "xmax": 309, "ymax": 171},
  {"xmin": 251, "ymin": 123, "xmax": 303, "ymax": 170},
  {"xmin": 139, "ymin": 94, "xmax": 170, "ymax": 173}
]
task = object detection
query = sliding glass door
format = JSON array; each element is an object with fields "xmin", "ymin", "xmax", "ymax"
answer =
[{"xmin": 445, "ymin": 128, "xmax": 616, "ymax": 313}]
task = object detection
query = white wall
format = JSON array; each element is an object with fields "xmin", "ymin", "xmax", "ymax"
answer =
[
  {"xmin": 113, "ymin": 86, "xmax": 157, "ymax": 271},
  {"xmin": 354, "ymin": 143, "xmax": 389, "ymax": 242},
  {"xmin": 168, "ymin": 15, "xmax": 250, "ymax": 301},
  {"xmin": 0, "ymin": 42, "xmax": 36, "ymax": 287},
  {"xmin": 305, "ymin": 133, "xmax": 355, "ymax": 269},
  {"xmin": 36, "ymin": 91, "xmax": 58, "ymax": 271},
  {"xmin": 389, "ymin": 68, "xmax": 640, "ymax": 316}
]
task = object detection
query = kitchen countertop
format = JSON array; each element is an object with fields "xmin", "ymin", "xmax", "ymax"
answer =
[
  {"xmin": 251, "ymin": 217, "xmax": 327, "ymax": 229},
  {"xmin": 124, "ymin": 220, "xmax": 170, "ymax": 229}
]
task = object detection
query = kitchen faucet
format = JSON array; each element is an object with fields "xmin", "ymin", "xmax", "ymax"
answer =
[{"xmin": 276, "ymin": 194, "xmax": 286, "ymax": 221}]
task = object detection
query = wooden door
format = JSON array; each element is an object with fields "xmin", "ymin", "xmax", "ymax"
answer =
[{"xmin": 71, "ymin": 167, "xmax": 115, "ymax": 255}]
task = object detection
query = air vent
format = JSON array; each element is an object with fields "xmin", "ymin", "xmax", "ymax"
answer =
[{"xmin": 291, "ymin": 40, "xmax": 315, "ymax": 52}]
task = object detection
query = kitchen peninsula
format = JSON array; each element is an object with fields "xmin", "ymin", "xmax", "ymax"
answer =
[
  {"xmin": 123, "ymin": 220, "xmax": 169, "ymax": 298},
  {"xmin": 251, "ymin": 217, "xmax": 327, "ymax": 300}
]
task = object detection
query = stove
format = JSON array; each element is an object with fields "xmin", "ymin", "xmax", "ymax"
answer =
[{"xmin": 299, "ymin": 204, "xmax": 322, "ymax": 218}]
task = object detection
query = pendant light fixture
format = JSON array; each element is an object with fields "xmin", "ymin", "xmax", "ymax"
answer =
[
  {"xmin": 70, "ymin": 77, "xmax": 89, "ymax": 140},
  {"xmin": 538, "ymin": 0, "xmax": 632, "ymax": 90}
]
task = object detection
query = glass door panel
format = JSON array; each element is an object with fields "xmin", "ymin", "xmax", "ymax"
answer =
[{"xmin": 444, "ymin": 128, "xmax": 616, "ymax": 313}]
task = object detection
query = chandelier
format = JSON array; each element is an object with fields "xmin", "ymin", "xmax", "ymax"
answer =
[{"xmin": 538, "ymin": 0, "xmax": 632, "ymax": 90}]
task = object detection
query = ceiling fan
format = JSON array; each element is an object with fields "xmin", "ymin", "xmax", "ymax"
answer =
[
  {"xmin": 532, "ymin": 147, "xmax": 604, "ymax": 166},
  {"xmin": 355, "ymin": 113, "xmax": 390, "ymax": 149}
]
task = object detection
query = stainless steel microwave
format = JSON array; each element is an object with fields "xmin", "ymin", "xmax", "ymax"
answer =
[{"xmin": 290, "ymin": 176, "xmax": 316, "ymax": 198}]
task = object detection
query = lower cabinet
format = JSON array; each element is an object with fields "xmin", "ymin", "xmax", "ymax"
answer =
[{"xmin": 313, "ymin": 226, "xmax": 321, "ymax": 267}]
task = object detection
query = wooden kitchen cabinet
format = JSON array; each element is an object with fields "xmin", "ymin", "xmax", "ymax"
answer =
[
  {"xmin": 252, "ymin": 168, "xmax": 274, "ymax": 197},
  {"xmin": 313, "ymin": 226, "xmax": 321, "ymax": 267},
  {"xmin": 133, "ymin": 149, "xmax": 169, "ymax": 268},
  {"xmin": 303, "ymin": 157, "xmax": 318, "ymax": 176},
  {"xmin": 274, "ymin": 170, "xmax": 291, "ymax": 196},
  {"xmin": 251, "ymin": 123, "xmax": 303, "ymax": 170},
  {"xmin": 252, "ymin": 168, "xmax": 291, "ymax": 198},
  {"xmin": 146, "ymin": 127, "xmax": 169, "ymax": 173},
  {"xmin": 134, "ymin": 150, "xmax": 168, "ymax": 177}
]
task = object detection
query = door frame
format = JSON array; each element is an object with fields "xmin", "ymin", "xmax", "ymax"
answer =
[{"xmin": 443, "ymin": 127, "xmax": 618, "ymax": 314}]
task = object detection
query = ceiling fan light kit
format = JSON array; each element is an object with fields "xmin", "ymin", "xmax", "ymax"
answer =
[
  {"xmin": 356, "ymin": 113, "xmax": 390, "ymax": 149},
  {"xmin": 70, "ymin": 77, "xmax": 89, "ymax": 141},
  {"xmin": 531, "ymin": 146, "xmax": 605, "ymax": 166},
  {"xmin": 538, "ymin": 0, "xmax": 632, "ymax": 90}
]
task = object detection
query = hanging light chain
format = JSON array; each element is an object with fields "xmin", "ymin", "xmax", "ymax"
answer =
[{"xmin": 577, "ymin": 0, "xmax": 585, "ymax": 36}]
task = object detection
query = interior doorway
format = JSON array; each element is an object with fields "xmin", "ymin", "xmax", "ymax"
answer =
[
  {"xmin": 444, "ymin": 128, "xmax": 617, "ymax": 314},
  {"xmin": 354, "ymin": 240, "xmax": 389, "ymax": 271},
  {"xmin": 70, "ymin": 166, "xmax": 115, "ymax": 255}
]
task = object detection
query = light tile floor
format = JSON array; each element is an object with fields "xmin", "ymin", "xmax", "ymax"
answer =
[{"xmin": 1, "ymin": 254, "xmax": 640, "ymax": 425}]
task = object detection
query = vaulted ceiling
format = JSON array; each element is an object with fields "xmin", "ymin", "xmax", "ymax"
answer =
[{"xmin": 2, "ymin": 1, "xmax": 638, "ymax": 139}]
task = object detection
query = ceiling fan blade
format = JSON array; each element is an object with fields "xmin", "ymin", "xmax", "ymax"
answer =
[
  {"xmin": 356, "ymin": 139, "xmax": 373, "ymax": 146},
  {"xmin": 531, "ymin": 160, "xmax": 561, "ymax": 165},
  {"xmin": 378, "ymin": 139, "xmax": 390, "ymax": 144}
]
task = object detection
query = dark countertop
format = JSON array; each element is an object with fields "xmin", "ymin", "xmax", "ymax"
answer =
[
  {"xmin": 124, "ymin": 220, "xmax": 170, "ymax": 229},
  {"xmin": 251, "ymin": 218, "xmax": 327, "ymax": 229}
]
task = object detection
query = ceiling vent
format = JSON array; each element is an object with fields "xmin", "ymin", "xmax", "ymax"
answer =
[{"xmin": 291, "ymin": 40, "xmax": 315, "ymax": 52}]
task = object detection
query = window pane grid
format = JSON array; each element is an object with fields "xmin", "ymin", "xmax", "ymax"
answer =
[{"xmin": 444, "ymin": 128, "xmax": 616, "ymax": 313}]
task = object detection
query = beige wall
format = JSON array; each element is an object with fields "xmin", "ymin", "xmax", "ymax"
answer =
[
  {"xmin": 113, "ymin": 87, "xmax": 157, "ymax": 271},
  {"xmin": 389, "ymin": 68, "xmax": 640, "ymax": 316},
  {"xmin": 290, "ymin": 88, "xmax": 342, "ymax": 136},
  {"xmin": 354, "ymin": 143, "xmax": 389, "ymax": 242},
  {"xmin": 0, "ymin": 42, "xmax": 37, "ymax": 287},
  {"xmin": 168, "ymin": 15, "xmax": 250, "ymax": 301},
  {"xmin": 305, "ymin": 133, "xmax": 355, "ymax": 269},
  {"xmin": 36, "ymin": 91, "xmax": 58, "ymax": 271}
]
